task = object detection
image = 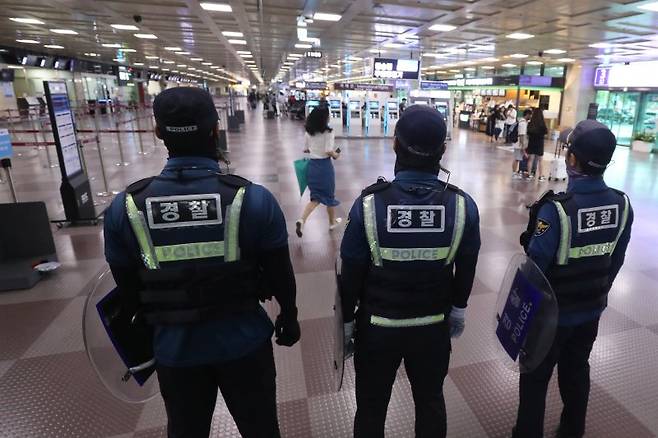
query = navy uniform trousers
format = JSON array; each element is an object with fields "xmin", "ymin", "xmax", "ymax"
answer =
[
  {"xmin": 354, "ymin": 317, "xmax": 451, "ymax": 438},
  {"xmin": 514, "ymin": 317, "xmax": 601, "ymax": 438},
  {"xmin": 156, "ymin": 340, "xmax": 281, "ymax": 438}
]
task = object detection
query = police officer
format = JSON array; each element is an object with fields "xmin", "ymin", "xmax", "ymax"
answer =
[
  {"xmin": 339, "ymin": 105, "xmax": 481, "ymax": 438},
  {"xmin": 103, "ymin": 87, "xmax": 300, "ymax": 438},
  {"xmin": 513, "ymin": 120, "xmax": 633, "ymax": 438}
]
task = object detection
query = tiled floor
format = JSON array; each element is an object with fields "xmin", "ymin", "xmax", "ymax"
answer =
[{"xmin": 1, "ymin": 102, "xmax": 657, "ymax": 437}]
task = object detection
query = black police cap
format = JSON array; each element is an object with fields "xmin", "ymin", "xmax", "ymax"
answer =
[
  {"xmin": 567, "ymin": 120, "xmax": 616, "ymax": 170},
  {"xmin": 394, "ymin": 104, "xmax": 447, "ymax": 159},
  {"xmin": 153, "ymin": 87, "xmax": 219, "ymax": 147}
]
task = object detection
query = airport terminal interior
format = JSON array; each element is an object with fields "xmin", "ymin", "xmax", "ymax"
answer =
[{"xmin": 1, "ymin": 0, "xmax": 658, "ymax": 437}]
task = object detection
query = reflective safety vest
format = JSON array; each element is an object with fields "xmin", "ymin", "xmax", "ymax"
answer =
[
  {"xmin": 545, "ymin": 188, "xmax": 630, "ymax": 312},
  {"xmin": 124, "ymin": 173, "xmax": 261, "ymax": 325},
  {"xmin": 360, "ymin": 180, "xmax": 467, "ymax": 325}
]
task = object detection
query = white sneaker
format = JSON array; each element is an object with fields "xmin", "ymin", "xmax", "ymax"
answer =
[
  {"xmin": 295, "ymin": 219, "xmax": 304, "ymax": 237},
  {"xmin": 329, "ymin": 217, "xmax": 343, "ymax": 231},
  {"xmin": 512, "ymin": 173, "xmax": 522, "ymax": 179},
  {"xmin": 538, "ymin": 176, "xmax": 547, "ymax": 182}
]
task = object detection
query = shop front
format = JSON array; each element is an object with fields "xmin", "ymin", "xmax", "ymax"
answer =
[
  {"xmin": 444, "ymin": 75, "xmax": 565, "ymax": 131},
  {"xmin": 593, "ymin": 61, "xmax": 658, "ymax": 148}
]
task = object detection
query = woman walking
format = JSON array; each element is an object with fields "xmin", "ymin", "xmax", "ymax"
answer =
[
  {"xmin": 526, "ymin": 107, "xmax": 548, "ymax": 181},
  {"xmin": 296, "ymin": 107, "xmax": 342, "ymax": 237},
  {"xmin": 486, "ymin": 105, "xmax": 498, "ymax": 142}
]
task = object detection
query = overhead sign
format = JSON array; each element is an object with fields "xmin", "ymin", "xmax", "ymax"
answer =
[
  {"xmin": 420, "ymin": 81, "xmax": 449, "ymax": 90},
  {"xmin": 46, "ymin": 82, "xmax": 82, "ymax": 177},
  {"xmin": 444, "ymin": 77, "xmax": 494, "ymax": 87},
  {"xmin": 373, "ymin": 57, "xmax": 420, "ymax": 80},
  {"xmin": 594, "ymin": 61, "xmax": 658, "ymax": 88},
  {"xmin": 519, "ymin": 75, "xmax": 552, "ymax": 87},
  {"xmin": 0, "ymin": 129, "xmax": 13, "ymax": 159},
  {"xmin": 305, "ymin": 51, "xmax": 322, "ymax": 59},
  {"xmin": 304, "ymin": 81, "xmax": 328, "ymax": 89},
  {"xmin": 334, "ymin": 82, "xmax": 395, "ymax": 92}
]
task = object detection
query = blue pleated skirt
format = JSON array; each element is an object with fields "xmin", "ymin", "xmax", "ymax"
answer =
[{"xmin": 307, "ymin": 158, "xmax": 339, "ymax": 207}]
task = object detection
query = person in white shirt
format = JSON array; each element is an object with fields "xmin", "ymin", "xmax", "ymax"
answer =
[
  {"xmin": 296, "ymin": 107, "xmax": 342, "ymax": 237},
  {"xmin": 513, "ymin": 109, "xmax": 532, "ymax": 179},
  {"xmin": 505, "ymin": 104, "xmax": 518, "ymax": 143}
]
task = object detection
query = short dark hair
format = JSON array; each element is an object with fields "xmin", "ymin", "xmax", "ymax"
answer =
[
  {"xmin": 523, "ymin": 109, "xmax": 532, "ymax": 116},
  {"xmin": 305, "ymin": 107, "xmax": 332, "ymax": 136}
]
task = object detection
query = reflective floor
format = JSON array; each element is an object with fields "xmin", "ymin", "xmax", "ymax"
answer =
[{"xmin": 1, "ymin": 102, "xmax": 658, "ymax": 437}]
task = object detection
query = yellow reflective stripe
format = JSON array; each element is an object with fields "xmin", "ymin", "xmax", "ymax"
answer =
[
  {"xmin": 613, "ymin": 195, "xmax": 630, "ymax": 249},
  {"xmin": 569, "ymin": 242, "xmax": 616, "ymax": 259},
  {"xmin": 224, "ymin": 187, "xmax": 245, "ymax": 262},
  {"xmin": 125, "ymin": 194, "xmax": 159, "ymax": 270},
  {"xmin": 363, "ymin": 194, "xmax": 383, "ymax": 267},
  {"xmin": 154, "ymin": 241, "xmax": 225, "ymax": 262},
  {"xmin": 380, "ymin": 247, "xmax": 450, "ymax": 262},
  {"xmin": 370, "ymin": 313, "xmax": 445, "ymax": 328},
  {"xmin": 553, "ymin": 201, "xmax": 571, "ymax": 265},
  {"xmin": 445, "ymin": 194, "xmax": 466, "ymax": 265}
]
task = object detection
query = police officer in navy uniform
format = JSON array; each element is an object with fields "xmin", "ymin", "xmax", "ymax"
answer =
[
  {"xmin": 513, "ymin": 120, "xmax": 633, "ymax": 438},
  {"xmin": 103, "ymin": 87, "xmax": 300, "ymax": 438},
  {"xmin": 339, "ymin": 105, "xmax": 481, "ymax": 438}
]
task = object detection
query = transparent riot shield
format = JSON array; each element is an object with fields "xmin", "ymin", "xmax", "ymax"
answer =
[
  {"xmin": 494, "ymin": 254, "xmax": 558, "ymax": 373},
  {"xmin": 82, "ymin": 266, "xmax": 159, "ymax": 403},
  {"xmin": 333, "ymin": 257, "xmax": 355, "ymax": 391}
]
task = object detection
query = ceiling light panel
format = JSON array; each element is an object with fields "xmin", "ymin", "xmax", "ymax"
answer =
[
  {"xmin": 429, "ymin": 24, "xmax": 457, "ymax": 32},
  {"xmin": 507, "ymin": 33, "xmax": 534, "ymax": 40},
  {"xmin": 200, "ymin": 3, "xmax": 233, "ymax": 12}
]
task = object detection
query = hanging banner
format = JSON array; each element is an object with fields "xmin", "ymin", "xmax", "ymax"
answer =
[
  {"xmin": 334, "ymin": 82, "xmax": 395, "ymax": 92},
  {"xmin": 373, "ymin": 58, "xmax": 420, "ymax": 80}
]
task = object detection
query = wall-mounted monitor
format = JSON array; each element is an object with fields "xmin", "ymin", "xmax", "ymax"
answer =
[{"xmin": 368, "ymin": 101, "xmax": 380, "ymax": 110}]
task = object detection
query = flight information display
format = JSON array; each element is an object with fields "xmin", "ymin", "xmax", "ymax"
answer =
[
  {"xmin": 45, "ymin": 82, "xmax": 82, "ymax": 177},
  {"xmin": 373, "ymin": 58, "xmax": 420, "ymax": 80}
]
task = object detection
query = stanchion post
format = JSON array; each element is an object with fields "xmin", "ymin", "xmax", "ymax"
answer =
[
  {"xmin": 1, "ymin": 159, "xmax": 18, "ymax": 202},
  {"xmin": 93, "ymin": 115, "xmax": 114, "ymax": 196},
  {"xmin": 135, "ymin": 110, "xmax": 146, "ymax": 155},
  {"xmin": 115, "ymin": 121, "xmax": 129, "ymax": 166}
]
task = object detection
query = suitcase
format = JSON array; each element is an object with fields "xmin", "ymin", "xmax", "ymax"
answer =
[{"xmin": 548, "ymin": 158, "xmax": 567, "ymax": 181}]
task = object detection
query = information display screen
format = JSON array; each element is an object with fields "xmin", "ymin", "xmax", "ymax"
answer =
[
  {"xmin": 306, "ymin": 100, "xmax": 320, "ymax": 108},
  {"xmin": 349, "ymin": 101, "xmax": 360, "ymax": 111},
  {"xmin": 387, "ymin": 102, "xmax": 398, "ymax": 110},
  {"xmin": 368, "ymin": 101, "xmax": 379, "ymax": 110},
  {"xmin": 330, "ymin": 100, "xmax": 341, "ymax": 109},
  {"xmin": 46, "ymin": 82, "xmax": 82, "ymax": 177},
  {"xmin": 373, "ymin": 57, "xmax": 420, "ymax": 80}
]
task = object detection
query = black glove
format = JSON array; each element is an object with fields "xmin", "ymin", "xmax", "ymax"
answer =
[{"xmin": 275, "ymin": 309, "xmax": 301, "ymax": 347}]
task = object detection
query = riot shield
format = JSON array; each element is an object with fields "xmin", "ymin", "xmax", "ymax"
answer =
[
  {"xmin": 82, "ymin": 266, "xmax": 159, "ymax": 403},
  {"xmin": 333, "ymin": 257, "xmax": 354, "ymax": 391},
  {"xmin": 494, "ymin": 254, "xmax": 558, "ymax": 373}
]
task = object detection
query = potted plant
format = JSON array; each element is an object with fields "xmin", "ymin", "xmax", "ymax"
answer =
[{"xmin": 631, "ymin": 132, "xmax": 656, "ymax": 153}]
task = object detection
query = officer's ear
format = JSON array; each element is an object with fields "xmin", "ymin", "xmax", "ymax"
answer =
[{"xmin": 566, "ymin": 150, "xmax": 580, "ymax": 169}]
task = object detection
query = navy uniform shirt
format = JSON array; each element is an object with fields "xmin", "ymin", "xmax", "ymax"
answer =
[
  {"xmin": 528, "ymin": 175, "xmax": 633, "ymax": 326},
  {"xmin": 104, "ymin": 157, "xmax": 288, "ymax": 367},
  {"xmin": 340, "ymin": 170, "xmax": 481, "ymax": 319}
]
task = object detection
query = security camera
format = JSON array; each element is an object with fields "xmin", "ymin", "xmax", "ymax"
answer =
[
  {"xmin": 538, "ymin": 50, "xmax": 544, "ymax": 57},
  {"xmin": 133, "ymin": 15, "xmax": 143, "ymax": 23}
]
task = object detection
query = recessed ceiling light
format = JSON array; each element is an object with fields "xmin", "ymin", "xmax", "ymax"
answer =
[
  {"xmin": 6, "ymin": 65, "xmax": 24, "ymax": 69},
  {"xmin": 134, "ymin": 62, "xmax": 144, "ymax": 66},
  {"xmin": 200, "ymin": 2, "xmax": 232, "ymax": 12},
  {"xmin": 507, "ymin": 32, "xmax": 534, "ymax": 40},
  {"xmin": 638, "ymin": 1, "xmax": 658, "ymax": 11},
  {"xmin": 190, "ymin": 57, "xmax": 203, "ymax": 61},
  {"xmin": 134, "ymin": 33, "xmax": 157, "ymax": 39},
  {"xmin": 383, "ymin": 42, "xmax": 405, "ymax": 48},
  {"xmin": 44, "ymin": 44, "xmax": 64, "ymax": 49},
  {"xmin": 50, "ymin": 29, "xmax": 78, "ymax": 35},
  {"xmin": 544, "ymin": 49, "xmax": 566, "ymax": 54},
  {"xmin": 429, "ymin": 24, "xmax": 457, "ymax": 32},
  {"xmin": 120, "ymin": 48, "xmax": 137, "ymax": 53},
  {"xmin": 502, "ymin": 63, "xmax": 517, "ymax": 67},
  {"xmin": 448, "ymin": 69, "xmax": 460, "ymax": 73},
  {"xmin": 16, "ymin": 39, "xmax": 39, "ymax": 44},
  {"xmin": 165, "ymin": 46, "xmax": 182, "ymax": 51},
  {"xmin": 189, "ymin": 67, "xmax": 197, "ymax": 71},
  {"xmin": 510, "ymin": 53, "xmax": 529, "ymax": 58},
  {"xmin": 240, "ymin": 54, "xmax": 253, "ymax": 58},
  {"xmin": 177, "ymin": 64, "xmax": 187, "ymax": 67},
  {"xmin": 84, "ymin": 52, "xmax": 100, "ymax": 57},
  {"xmin": 222, "ymin": 31, "xmax": 244, "ymax": 37},
  {"xmin": 149, "ymin": 65, "xmax": 160, "ymax": 69},
  {"xmin": 236, "ymin": 50, "xmax": 251, "ymax": 54},
  {"xmin": 111, "ymin": 24, "xmax": 139, "ymax": 30},
  {"xmin": 175, "ymin": 51, "xmax": 191, "ymax": 55},
  {"xmin": 481, "ymin": 66, "xmax": 495, "ymax": 69},
  {"xmin": 464, "ymin": 67, "xmax": 476, "ymax": 71},
  {"xmin": 313, "ymin": 12, "xmax": 342, "ymax": 21},
  {"xmin": 9, "ymin": 17, "xmax": 45, "ymax": 25},
  {"xmin": 284, "ymin": 62, "xmax": 294, "ymax": 65},
  {"xmin": 589, "ymin": 42, "xmax": 614, "ymax": 49},
  {"xmin": 145, "ymin": 55, "xmax": 159, "ymax": 59},
  {"xmin": 526, "ymin": 60, "xmax": 543, "ymax": 65},
  {"xmin": 348, "ymin": 56, "xmax": 363, "ymax": 61},
  {"xmin": 295, "ymin": 43, "xmax": 312, "ymax": 49},
  {"xmin": 112, "ymin": 58, "xmax": 124, "ymax": 62},
  {"xmin": 557, "ymin": 57, "xmax": 575, "ymax": 63},
  {"xmin": 228, "ymin": 39, "xmax": 247, "ymax": 45},
  {"xmin": 102, "ymin": 43, "xmax": 122, "ymax": 48},
  {"xmin": 202, "ymin": 62, "xmax": 212, "ymax": 65}
]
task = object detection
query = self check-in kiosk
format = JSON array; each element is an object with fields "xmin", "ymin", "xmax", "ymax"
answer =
[
  {"xmin": 387, "ymin": 100, "xmax": 399, "ymax": 119},
  {"xmin": 305, "ymin": 100, "xmax": 320, "ymax": 118},
  {"xmin": 411, "ymin": 83, "xmax": 453, "ymax": 141},
  {"xmin": 329, "ymin": 99, "xmax": 343, "ymax": 130}
]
